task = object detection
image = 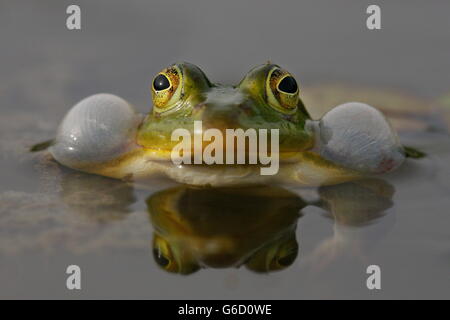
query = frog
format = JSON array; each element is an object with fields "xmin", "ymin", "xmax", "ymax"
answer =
[{"xmin": 33, "ymin": 62, "xmax": 423, "ymax": 187}]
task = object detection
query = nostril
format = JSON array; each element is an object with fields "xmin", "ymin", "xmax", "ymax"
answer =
[{"xmin": 237, "ymin": 103, "xmax": 253, "ymax": 115}]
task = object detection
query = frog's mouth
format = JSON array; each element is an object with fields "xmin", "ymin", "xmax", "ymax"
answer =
[
  {"xmin": 136, "ymin": 132, "xmax": 306, "ymax": 184},
  {"xmin": 138, "ymin": 121, "xmax": 309, "ymax": 167},
  {"xmin": 140, "ymin": 144, "xmax": 303, "ymax": 165}
]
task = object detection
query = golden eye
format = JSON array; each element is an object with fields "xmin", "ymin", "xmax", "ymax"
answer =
[
  {"xmin": 151, "ymin": 65, "xmax": 182, "ymax": 113},
  {"xmin": 266, "ymin": 67, "xmax": 299, "ymax": 114}
]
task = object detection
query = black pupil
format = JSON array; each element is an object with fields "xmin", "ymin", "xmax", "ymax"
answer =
[
  {"xmin": 153, "ymin": 74, "xmax": 170, "ymax": 91},
  {"xmin": 278, "ymin": 251, "xmax": 297, "ymax": 266},
  {"xmin": 153, "ymin": 248, "xmax": 170, "ymax": 267},
  {"xmin": 278, "ymin": 76, "xmax": 298, "ymax": 94}
]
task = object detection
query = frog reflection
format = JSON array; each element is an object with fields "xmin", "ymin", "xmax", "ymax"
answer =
[
  {"xmin": 304, "ymin": 179, "xmax": 396, "ymax": 270},
  {"xmin": 147, "ymin": 186, "xmax": 304, "ymax": 274},
  {"xmin": 317, "ymin": 179, "xmax": 395, "ymax": 226},
  {"xmin": 59, "ymin": 169, "xmax": 136, "ymax": 222},
  {"xmin": 54, "ymin": 168, "xmax": 395, "ymax": 274},
  {"xmin": 146, "ymin": 179, "xmax": 394, "ymax": 275}
]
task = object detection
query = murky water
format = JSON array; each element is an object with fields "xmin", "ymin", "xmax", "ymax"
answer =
[{"xmin": 1, "ymin": 0, "xmax": 449, "ymax": 299}]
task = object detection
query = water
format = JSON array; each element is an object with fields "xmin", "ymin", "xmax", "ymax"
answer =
[{"xmin": 1, "ymin": 0, "xmax": 449, "ymax": 299}]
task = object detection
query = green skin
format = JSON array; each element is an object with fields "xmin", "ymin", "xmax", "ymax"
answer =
[{"xmin": 137, "ymin": 62, "xmax": 314, "ymax": 157}]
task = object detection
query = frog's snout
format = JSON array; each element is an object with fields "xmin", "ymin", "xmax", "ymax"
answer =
[
  {"xmin": 198, "ymin": 103, "xmax": 242, "ymax": 132},
  {"xmin": 196, "ymin": 87, "xmax": 248, "ymax": 131}
]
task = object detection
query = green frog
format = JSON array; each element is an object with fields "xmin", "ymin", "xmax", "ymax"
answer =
[{"xmin": 36, "ymin": 62, "xmax": 423, "ymax": 186}]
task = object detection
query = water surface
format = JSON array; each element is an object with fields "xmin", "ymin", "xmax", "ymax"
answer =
[{"xmin": 1, "ymin": 0, "xmax": 449, "ymax": 299}]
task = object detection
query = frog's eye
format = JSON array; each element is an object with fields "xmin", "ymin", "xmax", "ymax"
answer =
[
  {"xmin": 151, "ymin": 65, "xmax": 183, "ymax": 113},
  {"xmin": 266, "ymin": 67, "xmax": 299, "ymax": 114}
]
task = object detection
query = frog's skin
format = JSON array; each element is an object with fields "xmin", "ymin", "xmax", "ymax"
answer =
[
  {"xmin": 45, "ymin": 62, "xmax": 412, "ymax": 187},
  {"xmin": 147, "ymin": 180, "xmax": 394, "ymax": 274}
]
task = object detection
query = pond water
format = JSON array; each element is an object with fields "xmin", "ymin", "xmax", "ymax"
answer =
[{"xmin": 0, "ymin": 0, "xmax": 449, "ymax": 299}]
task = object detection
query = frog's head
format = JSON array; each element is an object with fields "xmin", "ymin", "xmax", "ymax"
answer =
[{"xmin": 137, "ymin": 62, "xmax": 314, "ymax": 160}]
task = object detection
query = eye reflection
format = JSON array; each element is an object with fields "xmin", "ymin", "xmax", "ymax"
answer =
[
  {"xmin": 152, "ymin": 234, "xmax": 200, "ymax": 275},
  {"xmin": 152, "ymin": 248, "xmax": 170, "ymax": 267},
  {"xmin": 246, "ymin": 233, "xmax": 299, "ymax": 273}
]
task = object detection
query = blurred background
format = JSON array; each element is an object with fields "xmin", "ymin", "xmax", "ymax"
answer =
[{"xmin": 0, "ymin": 0, "xmax": 449, "ymax": 299}]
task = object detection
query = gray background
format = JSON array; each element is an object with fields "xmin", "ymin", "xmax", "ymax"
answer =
[{"xmin": 0, "ymin": 0, "xmax": 449, "ymax": 299}]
